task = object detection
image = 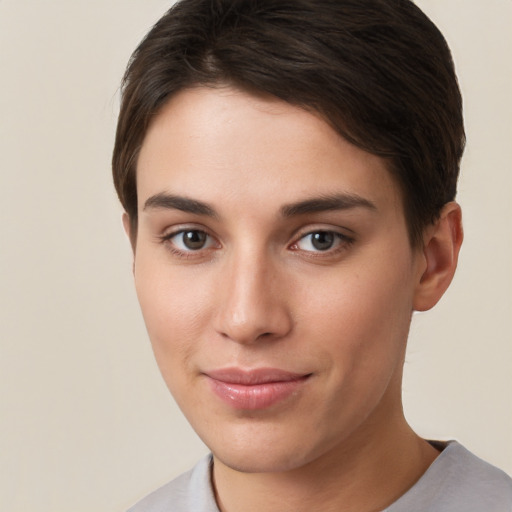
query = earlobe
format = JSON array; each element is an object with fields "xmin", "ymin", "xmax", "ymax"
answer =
[{"xmin": 413, "ymin": 202, "xmax": 463, "ymax": 312}]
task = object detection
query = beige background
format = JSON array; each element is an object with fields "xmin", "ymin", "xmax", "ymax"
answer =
[{"xmin": 0, "ymin": 1, "xmax": 510, "ymax": 510}]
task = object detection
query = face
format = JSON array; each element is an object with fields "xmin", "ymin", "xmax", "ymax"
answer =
[{"xmin": 132, "ymin": 86, "xmax": 426, "ymax": 474}]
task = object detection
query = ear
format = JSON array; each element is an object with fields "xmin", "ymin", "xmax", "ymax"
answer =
[
  {"xmin": 413, "ymin": 202, "xmax": 463, "ymax": 312},
  {"xmin": 122, "ymin": 212, "xmax": 137, "ymax": 255}
]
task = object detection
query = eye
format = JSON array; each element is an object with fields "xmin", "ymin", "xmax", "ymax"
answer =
[
  {"xmin": 292, "ymin": 230, "xmax": 351, "ymax": 253},
  {"xmin": 164, "ymin": 229, "xmax": 216, "ymax": 252}
]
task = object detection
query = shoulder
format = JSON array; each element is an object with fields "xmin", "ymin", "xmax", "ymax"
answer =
[
  {"xmin": 387, "ymin": 441, "xmax": 512, "ymax": 512},
  {"xmin": 127, "ymin": 455, "xmax": 218, "ymax": 512},
  {"xmin": 434, "ymin": 441, "xmax": 512, "ymax": 501}
]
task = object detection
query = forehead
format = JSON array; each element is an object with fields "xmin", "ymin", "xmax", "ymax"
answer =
[{"xmin": 136, "ymin": 86, "xmax": 403, "ymax": 219}]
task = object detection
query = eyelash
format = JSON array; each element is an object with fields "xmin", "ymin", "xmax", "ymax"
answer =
[
  {"xmin": 158, "ymin": 227, "xmax": 355, "ymax": 259},
  {"xmin": 289, "ymin": 230, "xmax": 355, "ymax": 257},
  {"xmin": 158, "ymin": 228, "xmax": 218, "ymax": 259}
]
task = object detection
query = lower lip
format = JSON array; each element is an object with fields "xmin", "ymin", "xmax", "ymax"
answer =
[{"xmin": 207, "ymin": 376, "xmax": 309, "ymax": 410}]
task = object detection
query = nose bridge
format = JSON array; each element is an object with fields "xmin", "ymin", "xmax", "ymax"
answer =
[{"xmin": 215, "ymin": 245, "xmax": 292, "ymax": 344}]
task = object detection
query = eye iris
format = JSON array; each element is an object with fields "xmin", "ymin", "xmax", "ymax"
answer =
[
  {"xmin": 311, "ymin": 232, "xmax": 334, "ymax": 251},
  {"xmin": 183, "ymin": 230, "xmax": 207, "ymax": 250}
]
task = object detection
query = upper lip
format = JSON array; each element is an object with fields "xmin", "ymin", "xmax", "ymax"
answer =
[{"xmin": 204, "ymin": 367, "xmax": 310, "ymax": 385}]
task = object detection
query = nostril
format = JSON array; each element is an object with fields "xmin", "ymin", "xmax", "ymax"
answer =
[{"xmin": 254, "ymin": 331, "xmax": 284, "ymax": 343}]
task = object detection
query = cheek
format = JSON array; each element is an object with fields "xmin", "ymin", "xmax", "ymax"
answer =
[
  {"xmin": 297, "ymin": 267, "xmax": 413, "ymax": 432},
  {"xmin": 297, "ymin": 254, "xmax": 414, "ymax": 377},
  {"xmin": 133, "ymin": 255, "xmax": 213, "ymax": 380}
]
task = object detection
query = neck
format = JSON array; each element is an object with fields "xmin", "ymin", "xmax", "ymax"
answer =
[{"xmin": 212, "ymin": 399, "xmax": 438, "ymax": 512}]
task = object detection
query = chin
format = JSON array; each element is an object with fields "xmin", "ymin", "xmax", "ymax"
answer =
[
  {"xmin": 202, "ymin": 419, "xmax": 333, "ymax": 474},
  {"xmin": 213, "ymin": 444, "xmax": 311, "ymax": 474}
]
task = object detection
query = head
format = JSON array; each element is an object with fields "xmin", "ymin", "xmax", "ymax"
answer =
[
  {"xmin": 112, "ymin": 0, "xmax": 464, "ymax": 475},
  {"xmin": 113, "ymin": 0, "xmax": 465, "ymax": 247}
]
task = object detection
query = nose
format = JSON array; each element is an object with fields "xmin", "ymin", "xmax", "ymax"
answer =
[{"xmin": 214, "ymin": 253, "xmax": 293, "ymax": 345}]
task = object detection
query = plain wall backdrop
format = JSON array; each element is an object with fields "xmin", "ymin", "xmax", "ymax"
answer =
[{"xmin": 0, "ymin": 1, "xmax": 511, "ymax": 510}]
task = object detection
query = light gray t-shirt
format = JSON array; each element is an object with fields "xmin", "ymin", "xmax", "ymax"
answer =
[{"xmin": 127, "ymin": 441, "xmax": 512, "ymax": 511}]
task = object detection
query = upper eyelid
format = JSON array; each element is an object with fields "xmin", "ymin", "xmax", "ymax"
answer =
[
  {"xmin": 291, "ymin": 225, "xmax": 355, "ymax": 241},
  {"xmin": 293, "ymin": 230, "xmax": 353, "ymax": 246},
  {"xmin": 160, "ymin": 224, "xmax": 212, "ymax": 238}
]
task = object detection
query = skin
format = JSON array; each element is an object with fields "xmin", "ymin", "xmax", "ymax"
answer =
[{"xmin": 126, "ymin": 86, "xmax": 463, "ymax": 512}]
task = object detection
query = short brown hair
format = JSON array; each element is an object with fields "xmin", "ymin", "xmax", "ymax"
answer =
[{"xmin": 113, "ymin": 0, "xmax": 465, "ymax": 246}]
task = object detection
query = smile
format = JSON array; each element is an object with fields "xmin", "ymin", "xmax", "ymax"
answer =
[{"xmin": 204, "ymin": 368, "xmax": 311, "ymax": 410}]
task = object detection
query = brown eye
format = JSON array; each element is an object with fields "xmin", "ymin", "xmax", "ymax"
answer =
[
  {"xmin": 164, "ymin": 229, "xmax": 215, "ymax": 252},
  {"xmin": 181, "ymin": 230, "xmax": 208, "ymax": 250}
]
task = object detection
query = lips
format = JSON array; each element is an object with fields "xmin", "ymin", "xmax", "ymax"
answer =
[{"xmin": 204, "ymin": 368, "xmax": 311, "ymax": 410}]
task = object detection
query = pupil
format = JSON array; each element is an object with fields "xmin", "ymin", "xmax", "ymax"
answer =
[
  {"xmin": 312, "ymin": 232, "xmax": 334, "ymax": 251},
  {"xmin": 183, "ymin": 231, "xmax": 207, "ymax": 250}
]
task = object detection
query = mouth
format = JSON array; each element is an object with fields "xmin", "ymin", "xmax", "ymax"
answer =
[{"xmin": 203, "ymin": 368, "xmax": 312, "ymax": 410}]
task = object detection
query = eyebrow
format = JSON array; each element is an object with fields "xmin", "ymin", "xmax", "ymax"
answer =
[
  {"xmin": 280, "ymin": 193, "xmax": 377, "ymax": 217},
  {"xmin": 143, "ymin": 193, "xmax": 218, "ymax": 218},
  {"xmin": 142, "ymin": 192, "xmax": 376, "ymax": 219}
]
